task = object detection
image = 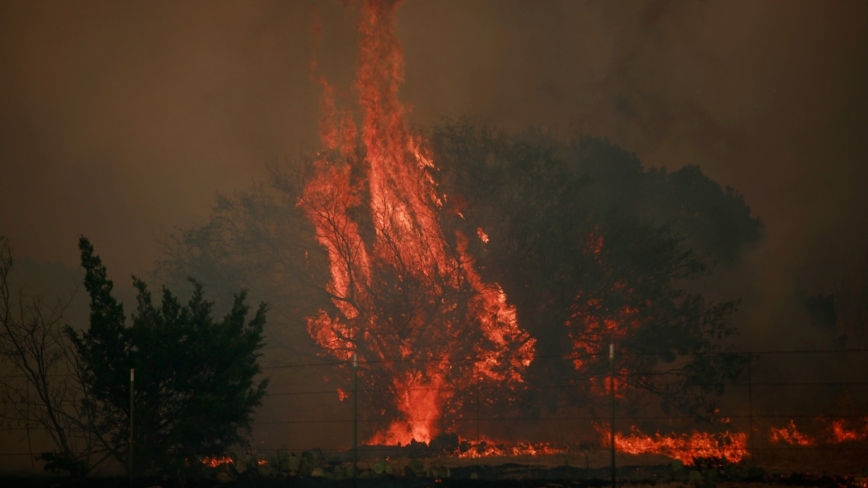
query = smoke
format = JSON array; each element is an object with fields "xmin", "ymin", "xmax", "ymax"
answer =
[{"xmin": 401, "ymin": 1, "xmax": 868, "ymax": 349}]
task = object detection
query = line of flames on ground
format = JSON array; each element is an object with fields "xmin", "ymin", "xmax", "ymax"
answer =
[
  {"xmin": 768, "ymin": 417, "xmax": 868, "ymax": 446},
  {"xmin": 201, "ymin": 416, "xmax": 868, "ymax": 468}
]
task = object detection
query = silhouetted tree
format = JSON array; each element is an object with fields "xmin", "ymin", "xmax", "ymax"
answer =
[
  {"xmin": 65, "ymin": 237, "xmax": 268, "ymax": 475},
  {"xmin": 0, "ymin": 236, "xmax": 104, "ymax": 476}
]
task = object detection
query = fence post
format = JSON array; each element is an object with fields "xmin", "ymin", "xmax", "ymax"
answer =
[
  {"xmin": 352, "ymin": 353, "xmax": 358, "ymax": 487},
  {"xmin": 610, "ymin": 342, "xmax": 616, "ymax": 488},
  {"xmin": 747, "ymin": 354, "xmax": 753, "ymax": 454},
  {"xmin": 130, "ymin": 368, "xmax": 135, "ymax": 487},
  {"xmin": 476, "ymin": 376, "xmax": 480, "ymax": 443}
]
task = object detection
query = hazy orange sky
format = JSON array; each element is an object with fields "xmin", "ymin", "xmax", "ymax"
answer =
[{"xmin": 1, "ymin": 0, "xmax": 867, "ymax": 346}]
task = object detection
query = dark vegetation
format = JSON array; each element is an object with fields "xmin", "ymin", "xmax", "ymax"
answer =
[
  {"xmin": 0, "ymin": 236, "xmax": 269, "ymax": 476},
  {"xmin": 430, "ymin": 122, "xmax": 763, "ymax": 419},
  {"xmin": 1, "ymin": 453, "xmax": 865, "ymax": 488}
]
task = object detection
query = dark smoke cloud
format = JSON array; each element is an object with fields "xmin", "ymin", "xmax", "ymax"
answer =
[
  {"xmin": 3, "ymin": 1, "xmax": 866, "ymax": 313},
  {"xmin": 397, "ymin": 0, "xmax": 868, "ymax": 349}
]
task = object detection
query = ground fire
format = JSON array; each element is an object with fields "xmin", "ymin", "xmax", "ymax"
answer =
[
  {"xmin": 598, "ymin": 425, "xmax": 748, "ymax": 464},
  {"xmin": 201, "ymin": 455, "xmax": 235, "ymax": 468},
  {"xmin": 768, "ymin": 417, "xmax": 868, "ymax": 446}
]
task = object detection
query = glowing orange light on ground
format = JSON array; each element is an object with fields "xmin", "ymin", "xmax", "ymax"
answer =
[
  {"xmin": 769, "ymin": 418, "xmax": 868, "ymax": 446},
  {"xmin": 457, "ymin": 436, "xmax": 560, "ymax": 458},
  {"xmin": 201, "ymin": 455, "xmax": 234, "ymax": 468},
  {"xmin": 769, "ymin": 419, "xmax": 814, "ymax": 446},
  {"xmin": 829, "ymin": 419, "xmax": 862, "ymax": 443},
  {"xmin": 599, "ymin": 425, "xmax": 748, "ymax": 464}
]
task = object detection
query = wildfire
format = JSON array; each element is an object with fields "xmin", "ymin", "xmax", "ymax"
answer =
[
  {"xmin": 829, "ymin": 418, "xmax": 864, "ymax": 443},
  {"xmin": 300, "ymin": 0, "xmax": 535, "ymax": 445},
  {"xmin": 600, "ymin": 425, "xmax": 748, "ymax": 464},
  {"xmin": 201, "ymin": 455, "xmax": 234, "ymax": 468},
  {"xmin": 768, "ymin": 417, "xmax": 868, "ymax": 445},
  {"xmin": 458, "ymin": 437, "xmax": 561, "ymax": 458},
  {"xmin": 769, "ymin": 420, "xmax": 813, "ymax": 446}
]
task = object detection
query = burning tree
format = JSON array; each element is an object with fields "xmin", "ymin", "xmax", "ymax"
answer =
[
  {"xmin": 297, "ymin": 0, "xmax": 535, "ymax": 444},
  {"xmin": 432, "ymin": 124, "xmax": 758, "ymax": 419}
]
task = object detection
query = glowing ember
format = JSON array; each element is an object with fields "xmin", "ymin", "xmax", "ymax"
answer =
[
  {"xmin": 337, "ymin": 387, "xmax": 349, "ymax": 402},
  {"xmin": 201, "ymin": 455, "xmax": 234, "ymax": 468},
  {"xmin": 300, "ymin": 0, "xmax": 535, "ymax": 445},
  {"xmin": 600, "ymin": 425, "xmax": 748, "ymax": 464},
  {"xmin": 476, "ymin": 227, "xmax": 490, "ymax": 244},
  {"xmin": 769, "ymin": 419, "xmax": 814, "ymax": 446}
]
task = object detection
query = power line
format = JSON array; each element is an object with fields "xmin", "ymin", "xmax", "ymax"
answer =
[
  {"xmin": 258, "ymin": 348, "xmax": 868, "ymax": 370},
  {"xmin": 2, "ymin": 348, "xmax": 866, "ymax": 379}
]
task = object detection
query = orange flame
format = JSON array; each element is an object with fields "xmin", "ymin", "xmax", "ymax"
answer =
[
  {"xmin": 337, "ymin": 387, "xmax": 349, "ymax": 402},
  {"xmin": 769, "ymin": 419, "xmax": 814, "ymax": 446},
  {"xmin": 300, "ymin": 0, "xmax": 535, "ymax": 445},
  {"xmin": 599, "ymin": 425, "xmax": 748, "ymax": 464},
  {"xmin": 458, "ymin": 436, "xmax": 561, "ymax": 458},
  {"xmin": 201, "ymin": 455, "xmax": 234, "ymax": 468},
  {"xmin": 829, "ymin": 418, "xmax": 863, "ymax": 443},
  {"xmin": 769, "ymin": 418, "xmax": 868, "ymax": 445}
]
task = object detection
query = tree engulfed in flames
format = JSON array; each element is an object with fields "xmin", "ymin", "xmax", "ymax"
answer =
[{"xmin": 299, "ymin": 0, "xmax": 535, "ymax": 445}]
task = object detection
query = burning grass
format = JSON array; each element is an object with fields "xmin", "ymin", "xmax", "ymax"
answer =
[
  {"xmin": 194, "ymin": 443, "xmax": 868, "ymax": 486},
  {"xmin": 606, "ymin": 426, "xmax": 748, "ymax": 464}
]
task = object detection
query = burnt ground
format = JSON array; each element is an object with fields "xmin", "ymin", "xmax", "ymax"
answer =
[
  {"xmin": 3, "ymin": 446, "xmax": 867, "ymax": 488},
  {"xmin": 0, "ymin": 464, "xmax": 864, "ymax": 488}
]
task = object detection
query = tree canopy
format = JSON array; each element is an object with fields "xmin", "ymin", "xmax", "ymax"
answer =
[
  {"xmin": 66, "ymin": 237, "xmax": 268, "ymax": 474},
  {"xmin": 430, "ymin": 122, "xmax": 763, "ymax": 418}
]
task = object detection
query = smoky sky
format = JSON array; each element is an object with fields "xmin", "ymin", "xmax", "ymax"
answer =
[{"xmin": 2, "ymin": 0, "xmax": 868, "ymax": 349}]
